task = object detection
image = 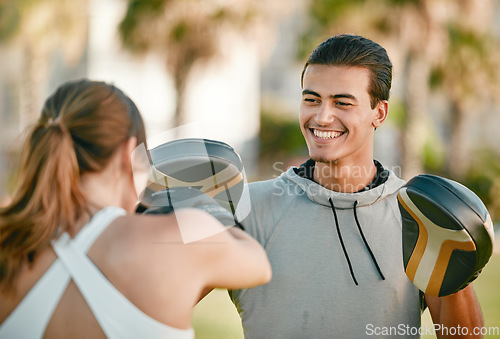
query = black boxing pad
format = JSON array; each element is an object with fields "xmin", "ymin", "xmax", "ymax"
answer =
[
  {"xmin": 140, "ymin": 138, "xmax": 250, "ymax": 228},
  {"xmin": 397, "ymin": 174, "xmax": 495, "ymax": 297},
  {"xmin": 143, "ymin": 187, "xmax": 237, "ymax": 227}
]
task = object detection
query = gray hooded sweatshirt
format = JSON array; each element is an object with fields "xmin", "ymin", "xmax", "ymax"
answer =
[{"xmin": 230, "ymin": 165, "xmax": 422, "ymax": 338}]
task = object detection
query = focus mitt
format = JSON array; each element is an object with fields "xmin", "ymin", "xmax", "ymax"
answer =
[
  {"xmin": 138, "ymin": 138, "xmax": 249, "ymax": 230},
  {"xmin": 397, "ymin": 174, "xmax": 494, "ymax": 297}
]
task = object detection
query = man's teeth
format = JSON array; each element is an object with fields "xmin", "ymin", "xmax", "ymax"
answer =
[{"xmin": 313, "ymin": 129, "xmax": 343, "ymax": 139}]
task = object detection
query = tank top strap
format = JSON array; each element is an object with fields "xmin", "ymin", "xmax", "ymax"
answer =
[
  {"xmin": 0, "ymin": 206, "xmax": 126, "ymax": 338},
  {"xmin": 52, "ymin": 219, "xmax": 195, "ymax": 339},
  {"xmin": 73, "ymin": 206, "xmax": 127, "ymax": 252}
]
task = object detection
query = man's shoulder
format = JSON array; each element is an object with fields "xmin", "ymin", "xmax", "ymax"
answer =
[
  {"xmin": 382, "ymin": 166, "xmax": 406, "ymax": 192},
  {"xmin": 244, "ymin": 174, "xmax": 301, "ymax": 222},
  {"xmin": 247, "ymin": 175, "xmax": 292, "ymax": 199}
]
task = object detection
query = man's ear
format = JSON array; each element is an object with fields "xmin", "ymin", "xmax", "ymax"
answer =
[{"xmin": 372, "ymin": 100, "xmax": 389, "ymax": 129}]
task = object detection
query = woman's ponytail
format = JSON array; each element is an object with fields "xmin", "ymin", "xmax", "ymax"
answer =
[
  {"xmin": 0, "ymin": 119, "xmax": 86, "ymax": 291},
  {"xmin": 0, "ymin": 79, "xmax": 146, "ymax": 292}
]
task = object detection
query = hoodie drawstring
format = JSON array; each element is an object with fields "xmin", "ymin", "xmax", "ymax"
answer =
[
  {"xmin": 353, "ymin": 201, "xmax": 385, "ymax": 281},
  {"xmin": 328, "ymin": 198, "xmax": 385, "ymax": 285},
  {"xmin": 329, "ymin": 198, "xmax": 358, "ymax": 285}
]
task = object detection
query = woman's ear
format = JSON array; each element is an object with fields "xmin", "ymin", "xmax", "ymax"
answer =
[
  {"xmin": 121, "ymin": 137, "xmax": 138, "ymax": 171},
  {"xmin": 372, "ymin": 100, "xmax": 389, "ymax": 129}
]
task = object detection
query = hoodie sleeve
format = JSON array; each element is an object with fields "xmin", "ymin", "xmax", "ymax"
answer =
[
  {"xmin": 239, "ymin": 177, "xmax": 298, "ymax": 248},
  {"xmin": 239, "ymin": 179, "xmax": 278, "ymax": 247}
]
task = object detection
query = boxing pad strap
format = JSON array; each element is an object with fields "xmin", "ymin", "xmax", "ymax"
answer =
[{"xmin": 142, "ymin": 187, "xmax": 244, "ymax": 229}]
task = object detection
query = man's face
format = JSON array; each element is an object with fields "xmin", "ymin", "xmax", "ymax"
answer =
[{"xmin": 299, "ymin": 65, "xmax": 387, "ymax": 164}]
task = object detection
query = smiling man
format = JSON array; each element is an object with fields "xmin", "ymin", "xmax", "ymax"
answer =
[
  {"xmin": 230, "ymin": 34, "xmax": 483, "ymax": 338},
  {"xmin": 300, "ymin": 64, "xmax": 385, "ymax": 193}
]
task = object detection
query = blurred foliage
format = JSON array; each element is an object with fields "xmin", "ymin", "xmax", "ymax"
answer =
[
  {"xmin": 448, "ymin": 23, "xmax": 490, "ymax": 58},
  {"xmin": 119, "ymin": 0, "xmax": 167, "ymax": 53},
  {"xmin": 387, "ymin": 0, "xmax": 419, "ymax": 4},
  {"xmin": 0, "ymin": 0, "xmax": 46, "ymax": 41},
  {"xmin": 462, "ymin": 149, "xmax": 500, "ymax": 222},
  {"xmin": 431, "ymin": 23, "xmax": 498, "ymax": 96},
  {"xmin": 388, "ymin": 99, "xmax": 448, "ymax": 175},
  {"xmin": 119, "ymin": 0, "xmax": 268, "ymax": 67},
  {"xmin": 0, "ymin": 0, "xmax": 21, "ymax": 40},
  {"xmin": 118, "ymin": 0, "xmax": 268, "ymax": 128},
  {"xmin": 422, "ymin": 138, "xmax": 446, "ymax": 174},
  {"xmin": 491, "ymin": 178, "xmax": 500, "ymax": 223},
  {"xmin": 0, "ymin": 0, "xmax": 89, "ymax": 129},
  {"xmin": 308, "ymin": 0, "xmax": 365, "ymax": 27},
  {"xmin": 298, "ymin": 0, "xmax": 396, "ymax": 60},
  {"xmin": 387, "ymin": 99, "xmax": 407, "ymax": 129},
  {"xmin": 297, "ymin": 0, "xmax": 364, "ymax": 60},
  {"xmin": 259, "ymin": 110, "xmax": 307, "ymax": 160}
]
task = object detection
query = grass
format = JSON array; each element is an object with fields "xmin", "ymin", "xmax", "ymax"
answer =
[
  {"xmin": 475, "ymin": 253, "xmax": 500, "ymax": 333},
  {"xmin": 193, "ymin": 253, "xmax": 500, "ymax": 338},
  {"xmin": 192, "ymin": 289, "xmax": 243, "ymax": 339}
]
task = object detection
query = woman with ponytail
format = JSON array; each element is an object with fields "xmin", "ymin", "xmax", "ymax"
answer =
[{"xmin": 0, "ymin": 79, "xmax": 271, "ymax": 338}]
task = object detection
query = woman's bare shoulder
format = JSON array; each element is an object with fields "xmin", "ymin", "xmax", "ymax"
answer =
[
  {"xmin": 97, "ymin": 209, "xmax": 228, "ymax": 263},
  {"xmin": 111, "ymin": 208, "xmax": 226, "ymax": 242}
]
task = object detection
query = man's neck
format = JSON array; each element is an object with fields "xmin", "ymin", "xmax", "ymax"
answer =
[{"xmin": 313, "ymin": 159, "xmax": 377, "ymax": 193}]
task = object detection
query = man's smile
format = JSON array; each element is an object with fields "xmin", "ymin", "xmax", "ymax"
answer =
[{"xmin": 310, "ymin": 128, "xmax": 346, "ymax": 140}]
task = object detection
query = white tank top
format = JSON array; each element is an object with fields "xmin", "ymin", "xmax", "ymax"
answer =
[{"xmin": 0, "ymin": 207, "xmax": 194, "ymax": 339}]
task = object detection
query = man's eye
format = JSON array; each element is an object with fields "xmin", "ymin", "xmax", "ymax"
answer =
[
  {"xmin": 336, "ymin": 102, "xmax": 351, "ymax": 106},
  {"xmin": 304, "ymin": 98, "xmax": 317, "ymax": 103}
]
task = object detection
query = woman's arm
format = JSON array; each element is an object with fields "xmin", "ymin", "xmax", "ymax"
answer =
[{"xmin": 176, "ymin": 208, "xmax": 272, "ymax": 290}]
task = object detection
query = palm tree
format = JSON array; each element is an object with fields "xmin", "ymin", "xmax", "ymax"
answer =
[{"xmin": 118, "ymin": 0, "xmax": 288, "ymax": 129}]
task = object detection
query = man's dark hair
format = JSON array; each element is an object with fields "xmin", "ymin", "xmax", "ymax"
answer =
[{"xmin": 301, "ymin": 34, "xmax": 392, "ymax": 109}]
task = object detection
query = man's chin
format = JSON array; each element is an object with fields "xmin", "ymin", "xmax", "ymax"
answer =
[{"xmin": 310, "ymin": 156, "xmax": 338, "ymax": 164}]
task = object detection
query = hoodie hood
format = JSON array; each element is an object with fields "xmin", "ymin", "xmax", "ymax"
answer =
[{"xmin": 281, "ymin": 166, "xmax": 405, "ymax": 209}]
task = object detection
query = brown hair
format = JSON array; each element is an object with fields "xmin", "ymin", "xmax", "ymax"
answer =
[
  {"xmin": 301, "ymin": 34, "xmax": 393, "ymax": 109},
  {"xmin": 0, "ymin": 79, "xmax": 146, "ymax": 291}
]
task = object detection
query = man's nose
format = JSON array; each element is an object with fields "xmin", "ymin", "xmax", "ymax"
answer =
[{"xmin": 314, "ymin": 103, "xmax": 335, "ymax": 126}]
